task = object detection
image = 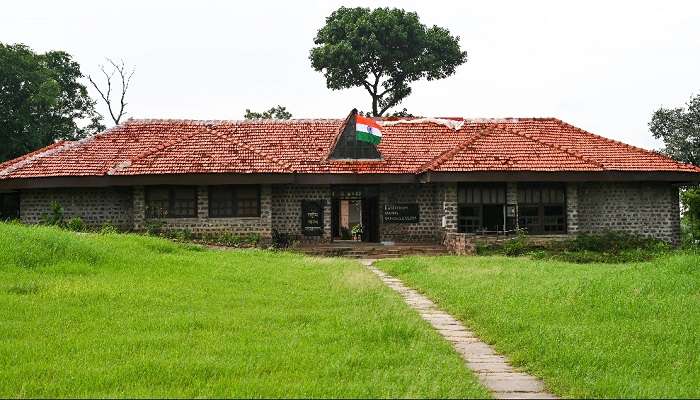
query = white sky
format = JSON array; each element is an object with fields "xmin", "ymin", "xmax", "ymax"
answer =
[{"xmin": 2, "ymin": 0, "xmax": 699, "ymax": 150}]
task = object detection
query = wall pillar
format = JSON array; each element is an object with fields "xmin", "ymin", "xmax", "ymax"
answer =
[
  {"xmin": 566, "ymin": 182, "xmax": 579, "ymax": 234},
  {"xmin": 132, "ymin": 186, "xmax": 145, "ymax": 231},
  {"xmin": 443, "ymin": 183, "xmax": 458, "ymax": 233},
  {"xmin": 260, "ymin": 185, "xmax": 273, "ymax": 239},
  {"xmin": 197, "ymin": 186, "xmax": 208, "ymax": 219}
]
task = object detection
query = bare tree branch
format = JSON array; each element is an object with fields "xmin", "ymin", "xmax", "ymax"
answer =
[{"xmin": 88, "ymin": 58, "xmax": 135, "ymax": 125}]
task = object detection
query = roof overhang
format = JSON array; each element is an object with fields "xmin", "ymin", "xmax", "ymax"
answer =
[
  {"xmin": 1, "ymin": 170, "xmax": 699, "ymax": 190},
  {"xmin": 420, "ymin": 171, "xmax": 700, "ymax": 184}
]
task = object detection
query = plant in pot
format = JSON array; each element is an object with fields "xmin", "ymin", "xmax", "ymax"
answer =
[{"xmin": 351, "ymin": 224, "xmax": 363, "ymax": 241}]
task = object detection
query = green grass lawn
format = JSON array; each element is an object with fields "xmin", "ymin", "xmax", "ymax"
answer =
[
  {"xmin": 376, "ymin": 253, "xmax": 700, "ymax": 398},
  {"xmin": 0, "ymin": 223, "xmax": 489, "ymax": 398}
]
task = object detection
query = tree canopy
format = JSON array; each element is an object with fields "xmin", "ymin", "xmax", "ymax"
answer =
[
  {"xmin": 0, "ymin": 43, "xmax": 103, "ymax": 162},
  {"xmin": 244, "ymin": 105, "xmax": 292, "ymax": 120},
  {"xmin": 649, "ymin": 93, "xmax": 700, "ymax": 166},
  {"xmin": 310, "ymin": 7, "xmax": 467, "ymax": 116}
]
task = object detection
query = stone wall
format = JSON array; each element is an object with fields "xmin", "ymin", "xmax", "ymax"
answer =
[
  {"xmin": 379, "ymin": 183, "xmax": 445, "ymax": 242},
  {"xmin": 576, "ymin": 182, "xmax": 680, "ymax": 244},
  {"xmin": 271, "ymin": 184, "xmax": 332, "ymax": 242},
  {"xmin": 20, "ymin": 187, "xmax": 133, "ymax": 229},
  {"xmin": 133, "ymin": 185, "xmax": 273, "ymax": 238}
]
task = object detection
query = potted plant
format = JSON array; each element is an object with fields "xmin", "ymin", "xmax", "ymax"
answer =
[{"xmin": 351, "ymin": 224, "xmax": 363, "ymax": 241}]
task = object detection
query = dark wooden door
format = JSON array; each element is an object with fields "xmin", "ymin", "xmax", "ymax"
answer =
[{"xmin": 362, "ymin": 196, "xmax": 380, "ymax": 242}]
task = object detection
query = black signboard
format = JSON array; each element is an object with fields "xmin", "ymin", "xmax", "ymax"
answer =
[
  {"xmin": 383, "ymin": 203, "xmax": 420, "ymax": 223},
  {"xmin": 301, "ymin": 200, "xmax": 324, "ymax": 236}
]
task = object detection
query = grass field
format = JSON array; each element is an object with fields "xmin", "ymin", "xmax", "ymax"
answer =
[
  {"xmin": 0, "ymin": 223, "xmax": 489, "ymax": 398},
  {"xmin": 377, "ymin": 253, "xmax": 700, "ymax": 398}
]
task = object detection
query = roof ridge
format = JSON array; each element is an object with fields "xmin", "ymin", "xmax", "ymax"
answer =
[
  {"xmin": 209, "ymin": 127, "xmax": 295, "ymax": 172},
  {"xmin": 0, "ymin": 124, "xmax": 123, "ymax": 178},
  {"xmin": 126, "ymin": 118, "xmax": 345, "ymax": 125},
  {"xmin": 105, "ymin": 125, "xmax": 212, "ymax": 175},
  {"xmin": 501, "ymin": 124, "xmax": 607, "ymax": 170},
  {"xmin": 418, "ymin": 129, "xmax": 494, "ymax": 173},
  {"xmin": 551, "ymin": 118, "xmax": 700, "ymax": 171},
  {"xmin": 0, "ymin": 141, "xmax": 68, "ymax": 174}
]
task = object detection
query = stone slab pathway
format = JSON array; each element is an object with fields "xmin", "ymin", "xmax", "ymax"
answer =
[{"xmin": 360, "ymin": 259, "xmax": 557, "ymax": 400}]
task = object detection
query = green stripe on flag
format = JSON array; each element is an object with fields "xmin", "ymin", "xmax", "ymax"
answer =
[{"xmin": 356, "ymin": 131, "xmax": 381, "ymax": 145}]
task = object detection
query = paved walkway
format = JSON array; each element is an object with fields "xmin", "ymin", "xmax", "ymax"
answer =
[{"xmin": 360, "ymin": 259, "xmax": 557, "ymax": 400}]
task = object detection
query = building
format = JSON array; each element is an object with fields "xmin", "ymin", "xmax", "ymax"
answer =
[{"xmin": 1, "ymin": 115, "xmax": 699, "ymax": 248}]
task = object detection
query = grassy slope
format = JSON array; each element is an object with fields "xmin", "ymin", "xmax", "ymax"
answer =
[
  {"xmin": 377, "ymin": 254, "xmax": 700, "ymax": 398},
  {"xmin": 0, "ymin": 223, "xmax": 488, "ymax": 398}
]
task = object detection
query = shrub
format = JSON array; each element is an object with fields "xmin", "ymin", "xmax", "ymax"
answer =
[
  {"xmin": 99, "ymin": 222, "xmax": 119, "ymax": 234},
  {"xmin": 681, "ymin": 186, "xmax": 700, "ymax": 245},
  {"xmin": 164, "ymin": 229, "xmax": 193, "ymax": 242},
  {"xmin": 144, "ymin": 220, "xmax": 165, "ymax": 236},
  {"xmin": 502, "ymin": 231, "xmax": 529, "ymax": 256},
  {"xmin": 204, "ymin": 232, "xmax": 261, "ymax": 247},
  {"xmin": 566, "ymin": 231, "xmax": 666, "ymax": 253},
  {"xmin": 65, "ymin": 217, "xmax": 86, "ymax": 232},
  {"xmin": 40, "ymin": 202, "xmax": 65, "ymax": 227},
  {"xmin": 271, "ymin": 229, "xmax": 290, "ymax": 249}
]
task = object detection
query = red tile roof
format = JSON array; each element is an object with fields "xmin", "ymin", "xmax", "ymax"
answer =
[{"xmin": 1, "ymin": 117, "xmax": 699, "ymax": 180}]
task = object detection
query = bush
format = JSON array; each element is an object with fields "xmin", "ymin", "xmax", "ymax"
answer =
[
  {"xmin": 164, "ymin": 229, "xmax": 193, "ymax": 242},
  {"xmin": 204, "ymin": 232, "xmax": 261, "ymax": 248},
  {"xmin": 681, "ymin": 186, "xmax": 700, "ymax": 245},
  {"xmin": 65, "ymin": 217, "xmax": 86, "ymax": 232},
  {"xmin": 99, "ymin": 223, "xmax": 119, "ymax": 235},
  {"xmin": 144, "ymin": 220, "xmax": 165, "ymax": 236},
  {"xmin": 40, "ymin": 202, "xmax": 65, "ymax": 227},
  {"xmin": 502, "ymin": 231, "xmax": 529, "ymax": 256},
  {"xmin": 565, "ymin": 231, "xmax": 667, "ymax": 253}
]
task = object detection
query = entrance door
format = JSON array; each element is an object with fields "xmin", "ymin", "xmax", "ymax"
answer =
[{"xmin": 362, "ymin": 196, "xmax": 380, "ymax": 242}]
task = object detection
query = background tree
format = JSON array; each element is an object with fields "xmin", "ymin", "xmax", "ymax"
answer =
[
  {"xmin": 244, "ymin": 105, "xmax": 292, "ymax": 119},
  {"xmin": 0, "ymin": 43, "xmax": 103, "ymax": 162},
  {"xmin": 88, "ymin": 58, "xmax": 134, "ymax": 125},
  {"xmin": 650, "ymin": 93, "xmax": 700, "ymax": 243},
  {"xmin": 310, "ymin": 7, "xmax": 467, "ymax": 117}
]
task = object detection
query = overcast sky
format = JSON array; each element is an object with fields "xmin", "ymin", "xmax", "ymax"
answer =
[{"xmin": 2, "ymin": 0, "xmax": 699, "ymax": 149}]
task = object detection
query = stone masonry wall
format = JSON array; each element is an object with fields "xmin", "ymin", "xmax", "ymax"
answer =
[
  {"xmin": 20, "ymin": 187, "xmax": 133, "ymax": 229},
  {"xmin": 577, "ymin": 182, "xmax": 680, "ymax": 244},
  {"xmin": 271, "ymin": 184, "xmax": 332, "ymax": 242},
  {"xmin": 379, "ymin": 183, "xmax": 445, "ymax": 242},
  {"xmin": 133, "ymin": 185, "xmax": 273, "ymax": 238}
]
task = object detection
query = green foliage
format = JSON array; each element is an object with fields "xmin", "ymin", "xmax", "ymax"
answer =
[
  {"xmin": 244, "ymin": 105, "xmax": 292, "ymax": 120},
  {"xmin": 163, "ymin": 228, "xmax": 193, "ymax": 242},
  {"xmin": 143, "ymin": 220, "xmax": 165, "ymax": 236},
  {"xmin": 501, "ymin": 230, "xmax": 530, "ymax": 256},
  {"xmin": 39, "ymin": 201, "xmax": 65, "ymax": 227},
  {"xmin": 351, "ymin": 224, "xmax": 363, "ymax": 239},
  {"xmin": 203, "ymin": 231, "xmax": 261, "ymax": 247},
  {"xmin": 377, "ymin": 252, "xmax": 700, "ymax": 398},
  {"xmin": 310, "ymin": 7, "xmax": 467, "ymax": 116},
  {"xmin": 649, "ymin": 92, "xmax": 700, "ymax": 166},
  {"xmin": 65, "ymin": 217, "xmax": 86, "ymax": 232},
  {"xmin": 98, "ymin": 222, "xmax": 119, "ymax": 235},
  {"xmin": 478, "ymin": 231, "xmax": 669, "ymax": 263},
  {"xmin": 0, "ymin": 222, "xmax": 487, "ymax": 398},
  {"xmin": 0, "ymin": 43, "xmax": 104, "ymax": 162},
  {"xmin": 681, "ymin": 187, "xmax": 700, "ymax": 244}
]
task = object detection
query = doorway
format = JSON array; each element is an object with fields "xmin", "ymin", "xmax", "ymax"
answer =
[{"xmin": 330, "ymin": 186, "xmax": 380, "ymax": 243}]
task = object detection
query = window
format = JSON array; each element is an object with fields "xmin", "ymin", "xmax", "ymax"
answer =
[
  {"xmin": 209, "ymin": 186, "xmax": 260, "ymax": 217},
  {"xmin": 457, "ymin": 184, "xmax": 507, "ymax": 233},
  {"xmin": 517, "ymin": 184, "xmax": 566, "ymax": 234},
  {"xmin": 0, "ymin": 193, "xmax": 19, "ymax": 220},
  {"xmin": 145, "ymin": 186, "xmax": 197, "ymax": 218}
]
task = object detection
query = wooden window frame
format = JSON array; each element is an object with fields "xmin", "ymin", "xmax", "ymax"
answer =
[
  {"xmin": 457, "ymin": 183, "xmax": 507, "ymax": 234},
  {"xmin": 517, "ymin": 184, "xmax": 567, "ymax": 234},
  {"xmin": 208, "ymin": 185, "xmax": 261, "ymax": 218},
  {"xmin": 145, "ymin": 186, "xmax": 198, "ymax": 218}
]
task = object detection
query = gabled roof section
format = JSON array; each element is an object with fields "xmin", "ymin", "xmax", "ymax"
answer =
[{"xmin": 1, "ymin": 116, "xmax": 699, "ymax": 182}]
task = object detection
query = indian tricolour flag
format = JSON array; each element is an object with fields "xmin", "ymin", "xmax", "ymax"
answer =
[{"xmin": 355, "ymin": 115, "xmax": 382, "ymax": 145}]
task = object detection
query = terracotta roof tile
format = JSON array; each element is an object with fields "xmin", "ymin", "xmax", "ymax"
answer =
[{"xmin": 1, "ymin": 117, "xmax": 699, "ymax": 180}]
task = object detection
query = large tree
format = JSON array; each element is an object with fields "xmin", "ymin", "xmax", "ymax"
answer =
[
  {"xmin": 649, "ymin": 93, "xmax": 700, "ymax": 166},
  {"xmin": 310, "ymin": 7, "xmax": 467, "ymax": 117},
  {"xmin": 650, "ymin": 93, "xmax": 700, "ymax": 243},
  {"xmin": 0, "ymin": 43, "xmax": 103, "ymax": 162},
  {"xmin": 244, "ymin": 105, "xmax": 292, "ymax": 120}
]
